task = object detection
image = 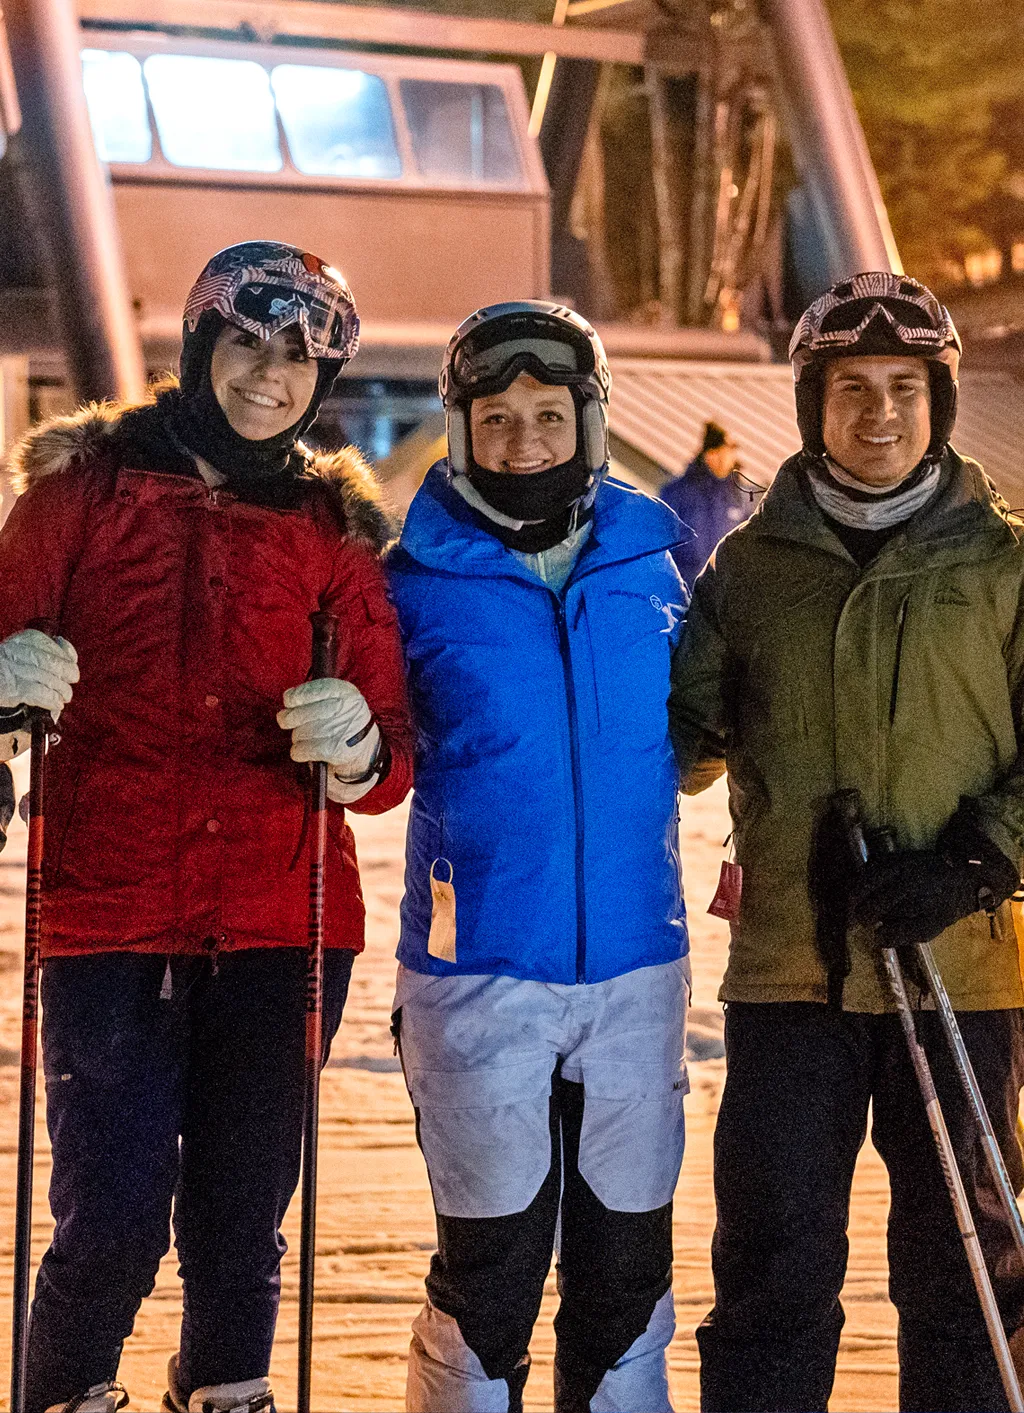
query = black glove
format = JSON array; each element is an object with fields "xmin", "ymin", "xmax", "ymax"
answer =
[{"xmin": 849, "ymin": 801, "xmax": 1020, "ymax": 949}]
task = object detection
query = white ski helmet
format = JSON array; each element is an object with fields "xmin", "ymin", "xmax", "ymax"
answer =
[
  {"xmin": 789, "ymin": 272, "xmax": 961, "ymax": 460},
  {"xmin": 439, "ymin": 301, "xmax": 611, "ymax": 475}
]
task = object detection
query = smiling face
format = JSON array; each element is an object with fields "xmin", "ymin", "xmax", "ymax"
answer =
[
  {"xmin": 821, "ymin": 355, "xmax": 932, "ymax": 488},
  {"xmin": 469, "ymin": 373, "xmax": 577, "ymax": 474},
  {"xmin": 209, "ymin": 322, "xmax": 319, "ymax": 441}
]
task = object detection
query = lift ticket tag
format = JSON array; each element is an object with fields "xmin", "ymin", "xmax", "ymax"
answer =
[
  {"xmin": 708, "ymin": 860, "xmax": 743, "ymax": 922},
  {"xmin": 427, "ymin": 857, "xmax": 457, "ymax": 963}
]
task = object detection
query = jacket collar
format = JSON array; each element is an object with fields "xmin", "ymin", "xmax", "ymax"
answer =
[
  {"xmin": 750, "ymin": 449, "xmax": 1021, "ymax": 575},
  {"xmin": 8, "ymin": 388, "xmax": 395, "ymax": 554},
  {"xmin": 398, "ymin": 460, "xmax": 691, "ymax": 583}
]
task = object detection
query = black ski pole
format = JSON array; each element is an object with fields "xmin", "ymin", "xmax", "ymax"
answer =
[
  {"xmin": 833, "ymin": 790, "xmax": 1024, "ymax": 1413},
  {"xmin": 297, "ymin": 609, "xmax": 338, "ymax": 1413},
  {"xmin": 11, "ymin": 622, "xmax": 60, "ymax": 1413}
]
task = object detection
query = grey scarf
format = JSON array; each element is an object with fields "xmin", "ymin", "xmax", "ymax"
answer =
[{"xmin": 806, "ymin": 456, "xmax": 941, "ymax": 530}]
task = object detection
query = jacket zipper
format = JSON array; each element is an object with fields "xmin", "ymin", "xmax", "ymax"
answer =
[
  {"xmin": 555, "ymin": 600, "xmax": 587, "ymax": 983},
  {"xmin": 889, "ymin": 596, "xmax": 909, "ymax": 725}
]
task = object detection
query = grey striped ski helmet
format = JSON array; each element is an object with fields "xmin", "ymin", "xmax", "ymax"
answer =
[
  {"xmin": 183, "ymin": 240, "xmax": 359, "ymax": 365},
  {"xmin": 789, "ymin": 272, "xmax": 961, "ymax": 459}
]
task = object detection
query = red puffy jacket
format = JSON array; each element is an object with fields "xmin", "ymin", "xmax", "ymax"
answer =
[{"xmin": 0, "ymin": 398, "xmax": 413, "ymax": 959}]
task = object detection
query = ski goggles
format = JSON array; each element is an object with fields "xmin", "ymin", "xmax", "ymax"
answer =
[
  {"xmin": 814, "ymin": 296, "xmax": 954, "ymax": 349},
  {"xmin": 791, "ymin": 275, "xmax": 959, "ymax": 369},
  {"xmin": 445, "ymin": 319, "xmax": 599, "ymax": 401},
  {"xmin": 184, "ymin": 264, "xmax": 360, "ymax": 363}
]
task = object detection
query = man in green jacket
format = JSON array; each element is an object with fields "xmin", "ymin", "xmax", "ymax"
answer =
[{"xmin": 669, "ymin": 272, "xmax": 1024, "ymax": 1413}]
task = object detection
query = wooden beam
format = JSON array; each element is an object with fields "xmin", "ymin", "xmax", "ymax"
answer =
[{"xmin": 76, "ymin": 0, "xmax": 646, "ymax": 64}]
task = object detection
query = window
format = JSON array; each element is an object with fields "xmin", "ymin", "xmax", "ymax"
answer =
[
  {"xmin": 80, "ymin": 49, "xmax": 152, "ymax": 163},
  {"xmin": 143, "ymin": 54, "xmax": 281, "ymax": 172},
  {"xmin": 271, "ymin": 65, "xmax": 400, "ymax": 179},
  {"xmin": 400, "ymin": 80, "xmax": 521, "ymax": 184}
]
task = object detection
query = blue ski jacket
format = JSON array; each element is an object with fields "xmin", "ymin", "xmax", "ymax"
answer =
[
  {"xmin": 387, "ymin": 461, "xmax": 691, "ymax": 984},
  {"xmin": 660, "ymin": 457, "xmax": 753, "ymax": 590}
]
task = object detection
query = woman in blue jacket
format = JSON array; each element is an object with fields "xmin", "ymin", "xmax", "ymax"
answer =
[{"xmin": 388, "ymin": 303, "xmax": 691, "ymax": 1413}]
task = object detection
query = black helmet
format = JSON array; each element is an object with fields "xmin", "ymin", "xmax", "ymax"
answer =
[
  {"xmin": 439, "ymin": 301, "xmax": 611, "ymax": 474},
  {"xmin": 789, "ymin": 272, "xmax": 961, "ymax": 460}
]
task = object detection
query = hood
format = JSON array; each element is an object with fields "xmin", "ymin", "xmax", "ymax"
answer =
[{"xmin": 7, "ymin": 386, "xmax": 396, "ymax": 556}]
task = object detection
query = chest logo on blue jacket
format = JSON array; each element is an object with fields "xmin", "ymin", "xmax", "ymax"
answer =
[{"xmin": 649, "ymin": 595, "xmax": 685, "ymax": 633}]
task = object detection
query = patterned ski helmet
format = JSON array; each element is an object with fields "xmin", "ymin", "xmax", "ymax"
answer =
[
  {"xmin": 183, "ymin": 240, "xmax": 359, "ymax": 364},
  {"xmin": 439, "ymin": 301, "xmax": 611, "ymax": 474},
  {"xmin": 789, "ymin": 272, "xmax": 961, "ymax": 459}
]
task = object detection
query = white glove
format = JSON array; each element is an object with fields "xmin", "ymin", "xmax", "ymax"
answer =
[
  {"xmin": 277, "ymin": 678, "xmax": 385, "ymax": 804},
  {"xmin": 0, "ymin": 629, "xmax": 79, "ymax": 719}
]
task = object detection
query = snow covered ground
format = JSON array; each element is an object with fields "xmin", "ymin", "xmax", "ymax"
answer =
[{"xmin": 0, "ymin": 760, "xmax": 899, "ymax": 1411}]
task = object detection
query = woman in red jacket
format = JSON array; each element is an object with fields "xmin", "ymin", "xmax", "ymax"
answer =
[{"xmin": 0, "ymin": 242, "xmax": 414, "ymax": 1413}]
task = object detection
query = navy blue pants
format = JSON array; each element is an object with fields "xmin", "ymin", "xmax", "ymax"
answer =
[
  {"xmin": 25, "ymin": 947, "xmax": 353, "ymax": 1413},
  {"xmin": 697, "ymin": 1002, "xmax": 1024, "ymax": 1413}
]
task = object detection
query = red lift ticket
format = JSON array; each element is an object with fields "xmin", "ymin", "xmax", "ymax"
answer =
[{"xmin": 708, "ymin": 860, "xmax": 743, "ymax": 921}]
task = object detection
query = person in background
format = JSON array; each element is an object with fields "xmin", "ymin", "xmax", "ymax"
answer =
[{"xmin": 659, "ymin": 421, "xmax": 750, "ymax": 589}]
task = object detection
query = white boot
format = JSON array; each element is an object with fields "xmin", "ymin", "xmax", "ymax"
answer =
[
  {"xmin": 406, "ymin": 1301, "xmax": 515, "ymax": 1412},
  {"xmin": 160, "ymin": 1356, "xmax": 274, "ymax": 1413},
  {"xmin": 45, "ymin": 1384, "xmax": 128, "ymax": 1413}
]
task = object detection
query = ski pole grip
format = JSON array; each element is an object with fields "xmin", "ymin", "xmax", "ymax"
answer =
[{"xmin": 310, "ymin": 611, "xmax": 339, "ymax": 681}]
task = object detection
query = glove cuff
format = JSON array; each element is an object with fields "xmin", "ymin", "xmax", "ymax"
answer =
[
  {"xmin": 330, "ymin": 725, "xmax": 391, "ymax": 789},
  {"xmin": 938, "ymin": 801, "xmax": 1020, "ymax": 910}
]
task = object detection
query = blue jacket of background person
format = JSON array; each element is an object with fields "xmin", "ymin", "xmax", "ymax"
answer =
[
  {"xmin": 659, "ymin": 456, "xmax": 752, "ymax": 590},
  {"xmin": 387, "ymin": 461, "xmax": 692, "ymax": 985}
]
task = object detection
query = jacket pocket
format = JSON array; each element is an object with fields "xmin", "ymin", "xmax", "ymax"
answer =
[
  {"xmin": 56, "ymin": 764, "xmax": 166, "ymax": 890},
  {"xmin": 44, "ymin": 766, "xmax": 85, "ymax": 889}
]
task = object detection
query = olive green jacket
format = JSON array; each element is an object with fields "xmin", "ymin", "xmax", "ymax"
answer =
[{"xmin": 668, "ymin": 450, "xmax": 1024, "ymax": 1013}]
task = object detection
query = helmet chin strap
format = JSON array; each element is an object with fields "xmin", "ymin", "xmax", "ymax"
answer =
[{"xmin": 452, "ymin": 473, "xmax": 533, "ymax": 530}]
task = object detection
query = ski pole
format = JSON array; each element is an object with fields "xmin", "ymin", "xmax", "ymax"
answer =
[
  {"xmin": 11, "ymin": 632, "xmax": 60, "ymax": 1413},
  {"xmin": 879, "ymin": 947, "xmax": 1024, "ymax": 1411},
  {"xmin": 297, "ymin": 609, "xmax": 338, "ymax": 1413},
  {"xmin": 833, "ymin": 790, "xmax": 1024, "ymax": 1413},
  {"xmin": 914, "ymin": 939, "xmax": 1024, "ymax": 1267},
  {"xmin": 861, "ymin": 821, "xmax": 1024, "ymax": 1269}
]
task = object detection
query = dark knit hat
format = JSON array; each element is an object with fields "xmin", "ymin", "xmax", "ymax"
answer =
[{"xmin": 701, "ymin": 421, "xmax": 728, "ymax": 455}]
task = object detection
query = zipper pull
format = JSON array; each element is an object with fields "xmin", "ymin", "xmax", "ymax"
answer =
[{"xmin": 159, "ymin": 958, "xmax": 173, "ymax": 1002}]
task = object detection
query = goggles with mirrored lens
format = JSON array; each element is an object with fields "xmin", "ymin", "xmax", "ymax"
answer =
[{"xmin": 184, "ymin": 250, "xmax": 359, "ymax": 362}]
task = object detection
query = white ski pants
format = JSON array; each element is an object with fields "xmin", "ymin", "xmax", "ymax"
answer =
[{"xmin": 394, "ymin": 957, "xmax": 689, "ymax": 1412}]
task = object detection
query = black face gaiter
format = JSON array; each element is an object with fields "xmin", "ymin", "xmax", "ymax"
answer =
[
  {"xmin": 464, "ymin": 391, "xmax": 596, "ymax": 552},
  {"xmin": 468, "ymin": 458, "xmax": 592, "ymax": 522},
  {"xmin": 165, "ymin": 311, "xmax": 336, "ymax": 492}
]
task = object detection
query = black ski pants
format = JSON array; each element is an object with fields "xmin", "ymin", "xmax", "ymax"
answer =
[
  {"xmin": 24, "ymin": 947, "xmax": 352, "ymax": 1413},
  {"xmin": 697, "ymin": 1001, "xmax": 1024, "ymax": 1413},
  {"xmin": 425, "ymin": 1072, "xmax": 674, "ymax": 1413}
]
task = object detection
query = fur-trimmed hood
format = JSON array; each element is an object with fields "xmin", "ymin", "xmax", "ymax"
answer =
[{"xmin": 8, "ymin": 390, "xmax": 396, "ymax": 555}]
